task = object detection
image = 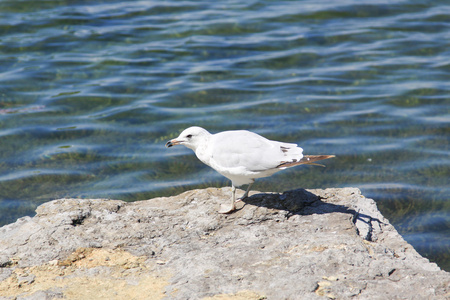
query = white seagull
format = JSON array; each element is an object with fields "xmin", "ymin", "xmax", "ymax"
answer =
[{"xmin": 165, "ymin": 126, "xmax": 334, "ymax": 214}]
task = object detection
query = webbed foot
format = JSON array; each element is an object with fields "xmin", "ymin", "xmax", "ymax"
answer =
[
  {"xmin": 235, "ymin": 196, "xmax": 247, "ymax": 203},
  {"xmin": 218, "ymin": 203, "xmax": 236, "ymax": 214}
]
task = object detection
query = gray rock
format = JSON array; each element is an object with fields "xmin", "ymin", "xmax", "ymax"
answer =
[{"xmin": 0, "ymin": 187, "xmax": 448, "ymax": 299}]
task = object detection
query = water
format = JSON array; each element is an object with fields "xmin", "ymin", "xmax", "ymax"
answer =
[{"xmin": 0, "ymin": 0, "xmax": 448, "ymax": 271}]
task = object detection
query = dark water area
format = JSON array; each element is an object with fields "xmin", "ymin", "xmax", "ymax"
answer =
[{"xmin": 0, "ymin": 1, "xmax": 449, "ymax": 270}]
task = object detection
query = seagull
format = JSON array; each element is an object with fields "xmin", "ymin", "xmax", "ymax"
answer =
[{"xmin": 165, "ymin": 126, "xmax": 334, "ymax": 214}]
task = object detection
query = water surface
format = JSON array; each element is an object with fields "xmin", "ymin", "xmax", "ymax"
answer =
[{"xmin": 0, "ymin": 0, "xmax": 449, "ymax": 270}]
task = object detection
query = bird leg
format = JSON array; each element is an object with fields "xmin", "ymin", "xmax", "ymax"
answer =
[
  {"xmin": 218, "ymin": 181, "xmax": 255, "ymax": 214},
  {"xmin": 218, "ymin": 185, "xmax": 237, "ymax": 214},
  {"xmin": 235, "ymin": 181, "xmax": 254, "ymax": 203}
]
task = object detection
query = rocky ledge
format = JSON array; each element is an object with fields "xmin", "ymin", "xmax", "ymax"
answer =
[{"xmin": 0, "ymin": 187, "xmax": 449, "ymax": 299}]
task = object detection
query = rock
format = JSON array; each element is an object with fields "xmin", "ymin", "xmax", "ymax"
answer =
[{"xmin": 0, "ymin": 187, "xmax": 448, "ymax": 299}]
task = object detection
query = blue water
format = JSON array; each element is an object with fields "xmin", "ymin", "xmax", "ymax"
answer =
[{"xmin": 0, "ymin": 0, "xmax": 449, "ymax": 270}]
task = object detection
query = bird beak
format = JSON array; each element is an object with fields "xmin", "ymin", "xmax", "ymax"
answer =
[{"xmin": 165, "ymin": 139, "xmax": 180, "ymax": 148}]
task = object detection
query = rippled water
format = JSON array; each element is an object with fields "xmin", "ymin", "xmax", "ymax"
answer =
[{"xmin": 1, "ymin": 0, "xmax": 449, "ymax": 270}]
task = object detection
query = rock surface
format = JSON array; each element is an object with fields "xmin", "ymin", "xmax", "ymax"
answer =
[{"xmin": 0, "ymin": 187, "xmax": 449, "ymax": 299}]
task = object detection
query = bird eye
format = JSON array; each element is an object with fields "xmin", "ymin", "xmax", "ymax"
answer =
[{"xmin": 186, "ymin": 134, "xmax": 192, "ymax": 138}]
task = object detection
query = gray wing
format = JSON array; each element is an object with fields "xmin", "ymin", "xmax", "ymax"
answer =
[{"xmin": 208, "ymin": 130, "xmax": 303, "ymax": 172}]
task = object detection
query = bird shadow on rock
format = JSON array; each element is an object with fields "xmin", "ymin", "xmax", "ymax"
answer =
[
  {"xmin": 241, "ymin": 188, "xmax": 351, "ymax": 216},
  {"xmin": 240, "ymin": 188, "xmax": 384, "ymax": 240}
]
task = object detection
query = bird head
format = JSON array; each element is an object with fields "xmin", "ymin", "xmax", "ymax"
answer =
[{"xmin": 165, "ymin": 126, "xmax": 210, "ymax": 151}]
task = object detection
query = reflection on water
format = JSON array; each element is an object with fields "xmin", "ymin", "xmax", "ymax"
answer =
[{"xmin": 0, "ymin": 0, "xmax": 448, "ymax": 270}]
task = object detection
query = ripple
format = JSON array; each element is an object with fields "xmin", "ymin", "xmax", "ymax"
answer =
[{"xmin": 0, "ymin": 0, "xmax": 449, "ymax": 271}]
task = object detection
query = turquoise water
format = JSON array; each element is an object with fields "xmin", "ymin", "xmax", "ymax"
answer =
[{"xmin": 0, "ymin": 0, "xmax": 448, "ymax": 270}]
